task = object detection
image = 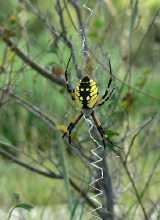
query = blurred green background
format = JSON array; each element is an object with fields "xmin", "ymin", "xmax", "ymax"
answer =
[{"xmin": 0, "ymin": 0, "xmax": 160, "ymax": 219}]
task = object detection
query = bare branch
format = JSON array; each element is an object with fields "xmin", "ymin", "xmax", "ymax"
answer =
[
  {"xmin": 89, "ymin": 48, "xmax": 160, "ymax": 102},
  {"xmin": 71, "ymin": 0, "xmax": 89, "ymax": 58},
  {"xmin": 20, "ymin": 0, "xmax": 60, "ymax": 38},
  {"xmin": 0, "ymin": 141, "xmax": 62, "ymax": 179},
  {"xmin": 0, "ymin": 140, "xmax": 103, "ymax": 218},
  {"xmin": 0, "ymin": 26, "xmax": 65, "ymax": 86},
  {"xmin": 125, "ymin": 115, "xmax": 155, "ymax": 163},
  {"xmin": 56, "ymin": 0, "xmax": 82, "ymax": 78},
  {"xmin": 102, "ymin": 155, "xmax": 114, "ymax": 220},
  {"xmin": 10, "ymin": 92, "xmax": 57, "ymax": 130},
  {"xmin": 132, "ymin": 8, "xmax": 160, "ymax": 62},
  {"xmin": 119, "ymin": 154, "xmax": 149, "ymax": 220}
]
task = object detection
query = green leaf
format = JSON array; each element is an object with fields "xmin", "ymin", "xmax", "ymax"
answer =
[
  {"xmin": 14, "ymin": 203, "xmax": 34, "ymax": 211},
  {"xmin": 105, "ymin": 129, "xmax": 119, "ymax": 138},
  {"xmin": 94, "ymin": 18, "xmax": 104, "ymax": 28},
  {"xmin": 136, "ymin": 68, "xmax": 151, "ymax": 89},
  {"xmin": 8, "ymin": 203, "xmax": 33, "ymax": 220}
]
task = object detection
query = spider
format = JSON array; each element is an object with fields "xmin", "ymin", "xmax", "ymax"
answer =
[{"xmin": 62, "ymin": 55, "xmax": 114, "ymax": 148}]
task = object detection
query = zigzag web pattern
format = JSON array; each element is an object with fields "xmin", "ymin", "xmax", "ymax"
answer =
[
  {"xmin": 84, "ymin": 115, "xmax": 104, "ymax": 220},
  {"xmin": 81, "ymin": 2, "xmax": 104, "ymax": 219}
]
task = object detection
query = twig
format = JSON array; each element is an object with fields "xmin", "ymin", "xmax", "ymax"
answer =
[
  {"xmin": 102, "ymin": 154, "xmax": 114, "ymax": 220},
  {"xmin": 5, "ymin": 90, "xmax": 104, "ymax": 217},
  {"xmin": 71, "ymin": 0, "xmax": 89, "ymax": 58},
  {"xmin": 20, "ymin": 0, "xmax": 59, "ymax": 38},
  {"xmin": 0, "ymin": 140, "xmax": 103, "ymax": 218},
  {"xmin": 10, "ymin": 92, "xmax": 57, "ymax": 130},
  {"xmin": 56, "ymin": 0, "xmax": 81, "ymax": 78},
  {"xmin": 69, "ymin": 179, "xmax": 103, "ymax": 218},
  {"xmin": 63, "ymin": 0, "xmax": 78, "ymax": 32},
  {"xmin": 132, "ymin": 8, "xmax": 160, "ymax": 63},
  {"xmin": 0, "ymin": 142, "xmax": 62, "ymax": 179},
  {"xmin": 89, "ymin": 48, "xmax": 160, "ymax": 102},
  {"xmin": 84, "ymin": 115, "xmax": 114, "ymax": 219},
  {"xmin": 0, "ymin": 26, "xmax": 65, "ymax": 86},
  {"xmin": 127, "ymin": 154, "xmax": 160, "ymax": 219},
  {"xmin": 125, "ymin": 115, "xmax": 155, "ymax": 163},
  {"xmin": 137, "ymin": 155, "xmax": 160, "ymax": 213},
  {"xmin": 119, "ymin": 154, "xmax": 149, "ymax": 220}
]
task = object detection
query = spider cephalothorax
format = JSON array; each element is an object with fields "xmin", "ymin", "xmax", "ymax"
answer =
[{"xmin": 63, "ymin": 55, "xmax": 114, "ymax": 147}]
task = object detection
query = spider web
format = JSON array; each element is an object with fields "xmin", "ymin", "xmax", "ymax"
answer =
[{"xmin": 71, "ymin": 2, "xmax": 106, "ymax": 219}]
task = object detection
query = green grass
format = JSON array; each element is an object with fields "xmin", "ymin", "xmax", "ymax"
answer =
[{"xmin": 0, "ymin": 160, "xmax": 66, "ymax": 208}]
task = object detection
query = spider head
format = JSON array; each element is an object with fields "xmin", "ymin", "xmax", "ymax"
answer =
[{"xmin": 81, "ymin": 75, "xmax": 90, "ymax": 82}]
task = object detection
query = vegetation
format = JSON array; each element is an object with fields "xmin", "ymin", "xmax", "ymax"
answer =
[{"xmin": 0, "ymin": 0, "xmax": 160, "ymax": 219}]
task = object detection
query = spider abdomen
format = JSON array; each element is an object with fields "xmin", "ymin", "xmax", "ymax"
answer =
[{"xmin": 75, "ymin": 76, "xmax": 99, "ymax": 109}]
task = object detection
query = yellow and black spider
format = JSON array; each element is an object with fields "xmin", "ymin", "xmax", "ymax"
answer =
[{"xmin": 63, "ymin": 55, "xmax": 114, "ymax": 148}]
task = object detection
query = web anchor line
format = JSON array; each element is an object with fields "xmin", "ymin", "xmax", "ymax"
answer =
[{"xmin": 84, "ymin": 115, "xmax": 104, "ymax": 220}]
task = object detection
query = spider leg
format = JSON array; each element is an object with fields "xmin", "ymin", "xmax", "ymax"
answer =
[
  {"xmin": 64, "ymin": 54, "xmax": 75, "ymax": 99},
  {"xmin": 97, "ymin": 58, "xmax": 114, "ymax": 107},
  {"xmin": 97, "ymin": 87, "xmax": 114, "ymax": 107},
  {"xmin": 91, "ymin": 111, "xmax": 106, "ymax": 148},
  {"xmin": 63, "ymin": 112, "xmax": 83, "ymax": 144},
  {"xmin": 91, "ymin": 111, "xmax": 119, "ymax": 153},
  {"xmin": 102, "ymin": 58, "xmax": 113, "ymax": 99}
]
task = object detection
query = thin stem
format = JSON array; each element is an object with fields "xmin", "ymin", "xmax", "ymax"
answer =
[{"xmin": 119, "ymin": 154, "xmax": 149, "ymax": 220}]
